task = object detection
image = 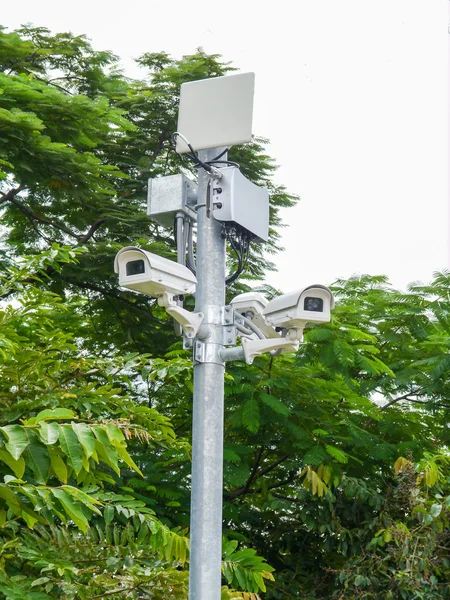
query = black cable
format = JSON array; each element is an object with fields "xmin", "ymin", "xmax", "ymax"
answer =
[
  {"xmin": 172, "ymin": 133, "xmax": 215, "ymax": 174},
  {"xmin": 225, "ymin": 228, "xmax": 247, "ymax": 285},
  {"xmin": 205, "ymin": 160, "xmax": 240, "ymax": 168},
  {"xmin": 172, "ymin": 134, "xmax": 239, "ymax": 172},
  {"xmin": 186, "ymin": 152, "xmax": 201, "ymax": 165},
  {"xmin": 186, "ymin": 258, "xmax": 196, "ymax": 276},
  {"xmin": 212, "ymin": 148, "xmax": 228, "ymax": 161}
]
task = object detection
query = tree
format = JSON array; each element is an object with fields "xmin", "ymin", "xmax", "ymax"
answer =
[
  {"xmin": 0, "ymin": 24, "xmax": 296, "ymax": 358},
  {"xmin": 1, "ymin": 23, "xmax": 450, "ymax": 600},
  {"xmin": 0, "ymin": 25, "xmax": 279, "ymax": 599}
]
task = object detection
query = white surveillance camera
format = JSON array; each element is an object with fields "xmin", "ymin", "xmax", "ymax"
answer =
[
  {"xmin": 263, "ymin": 285, "xmax": 335, "ymax": 330},
  {"xmin": 114, "ymin": 246, "xmax": 196, "ymax": 297},
  {"xmin": 230, "ymin": 291, "xmax": 279, "ymax": 339}
]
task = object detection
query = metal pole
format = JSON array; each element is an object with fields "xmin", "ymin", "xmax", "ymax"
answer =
[{"xmin": 189, "ymin": 147, "xmax": 227, "ymax": 600}]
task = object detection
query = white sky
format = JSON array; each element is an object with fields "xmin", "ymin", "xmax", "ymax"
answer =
[{"xmin": 2, "ymin": 1, "xmax": 448, "ymax": 292}]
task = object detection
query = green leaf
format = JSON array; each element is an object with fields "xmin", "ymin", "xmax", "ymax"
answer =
[
  {"xmin": 24, "ymin": 440, "xmax": 50, "ymax": 484},
  {"xmin": 223, "ymin": 539, "xmax": 239, "ymax": 558},
  {"xmin": 0, "ymin": 449, "xmax": 25, "ymax": 478},
  {"xmin": 425, "ymin": 462, "xmax": 439, "ymax": 487},
  {"xmin": 51, "ymin": 488, "xmax": 89, "ymax": 533},
  {"xmin": 58, "ymin": 425, "xmax": 83, "ymax": 475},
  {"xmin": 325, "ymin": 445, "xmax": 349, "ymax": 464},
  {"xmin": 105, "ymin": 424, "xmax": 126, "ymax": 447},
  {"xmin": 223, "ymin": 449, "xmax": 241, "ymax": 464},
  {"xmin": 31, "ymin": 577, "xmax": 50, "ymax": 588},
  {"xmin": 115, "ymin": 445, "xmax": 143, "ymax": 477},
  {"xmin": 71, "ymin": 422, "xmax": 96, "ymax": 459},
  {"xmin": 24, "ymin": 408, "xmax": 75, "ymax": 426},
  {"xmin": 259, "ymin": 392, "xmax": 290, "ymax": 416},
  {"xmin": 61, "ymin": 485, "xmax": 102, "ymax": 515},
  {"xmin": 355, "ymin": 575, "xmax": 366, "ymax": 587},
  {"xmin": 20, "ymin": 505, "xmax": 41, "ymax": 529},
  {"xmin": 253, "ymin": 571, "xmax": 266, "ymax": 592},
  {"xmin": 94, "ymin": 440, "xmax": 120, "ymax": 476},
  {"xmin": 242, "ymin": 397, "xmax": 260, "ymax": 433},
  {"xmin": 48, "ymin": 449, "xmax": 68, "ymax": 483},
  {"xmin": 430, "ymin": 503, "xmax": 442, "ymax": 518},
  {"xmin": 0, "ymin": 425, "xmax": 29, "ymax": 460},
  {"xmin": 38, "ymin": 422, "xmax": 60, "ymax": 445},
  {"xmin": 333, "ymin": 340, "xmax": 355, "ymax": 366},
  {"xmin": 0, "ymin": 484, "xmax": 21, "ymax": 509},
  {"xmin": 104, "ymin": 504, "xmax": 114, "ymax": 525},
  {"xmin": 312, "ymin": 429, "xmax": 329, "ymax": 437}
]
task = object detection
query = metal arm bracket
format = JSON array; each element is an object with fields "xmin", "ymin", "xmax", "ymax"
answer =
[
  {"xmin": 158, "ymin": 292, "xmax": 204, "ymax": 338},
  {"xmin": 166, "ymin": 306, "xmax": 204, "ymax": 338},
  {"xmin": 241, "ymin": 337, "xmax": 299, "ymax": 365}
]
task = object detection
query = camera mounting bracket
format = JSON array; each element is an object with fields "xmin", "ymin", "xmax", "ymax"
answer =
[
  {"xmin": 240, "ymin": 336, "xmax": 300, "ymax": 365},
  {"xmin": 158, "ymin": 292, "xmax": 205, "ymax": 339}
]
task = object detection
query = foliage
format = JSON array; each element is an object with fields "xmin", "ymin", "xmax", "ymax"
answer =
[
  {"xmin": 1, "ymin": 22, "xmax": 450, "ymax": 600},
  {"xmin": 0, "ymin": 24, "xmax": 289, "ymax": 598}
]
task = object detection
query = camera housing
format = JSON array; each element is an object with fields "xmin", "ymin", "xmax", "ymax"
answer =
[
  {"xmin": 114, "ymin": 246, "xmax": 196, "ymax": 297},
  {"xmin": 230, "ymin": 291, "xmax": 279, "ymax": 338},
  {"xmin": 263, "ymin": 285, "xmax": 335, "ymax": 330}
]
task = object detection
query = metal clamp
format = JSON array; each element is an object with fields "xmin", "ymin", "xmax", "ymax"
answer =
[
  {"xmin": 221, "ymin": 305, "xmax": 237, "ymax": 346},
  {"xmin": 193, "ymin": 341, "xmax": 225, "ymax": 366}
]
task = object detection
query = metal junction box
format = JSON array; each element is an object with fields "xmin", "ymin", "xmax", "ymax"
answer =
[
  {"xmin": 147, "ymin": 174, "xmax": 198, "ymax": 228},
  {"xmin": 212, "ymin": 167, "xmax": 269, "ymax": 242}
]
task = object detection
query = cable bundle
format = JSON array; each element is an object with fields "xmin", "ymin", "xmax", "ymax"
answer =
[{"xmin": 172, "ymin": 132, "xmax": 252, "ymax": 286}]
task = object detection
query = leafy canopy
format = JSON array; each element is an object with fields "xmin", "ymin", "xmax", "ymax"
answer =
[{"xmin": 1, "ymin": 23, "xmax": 450, "ymax": 600}]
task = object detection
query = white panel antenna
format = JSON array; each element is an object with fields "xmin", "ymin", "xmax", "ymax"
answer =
[{"xmin": 176, "ymin": 72, "xmax": 255, "ymax": 153}]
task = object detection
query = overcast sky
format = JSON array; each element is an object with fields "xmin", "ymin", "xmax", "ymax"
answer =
[{"xmin": 2, "ymin": 1, "xmax": 448, "ymax": 292}]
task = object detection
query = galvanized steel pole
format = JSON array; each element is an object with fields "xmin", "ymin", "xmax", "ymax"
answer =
[{"xmin": 189, "ymin": 148, "xmax": 227, "ymax": 600}]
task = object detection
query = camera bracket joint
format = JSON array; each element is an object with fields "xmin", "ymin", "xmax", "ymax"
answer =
[
  {"xmin": 240, "ymin": 336, "xmax": 300, "ymax": 365},
  {"xmin": 158, "ymin": 292, "xmax": 205, "ymax": 339}
]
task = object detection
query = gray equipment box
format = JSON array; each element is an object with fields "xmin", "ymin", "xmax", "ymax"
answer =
[
  {"xmin": 147, "ymin": 174, "xmax": 197, "ymax": 228},
  {"xmin": 212, "ymin": 167, "xmax": 269, "ymax": 242}
]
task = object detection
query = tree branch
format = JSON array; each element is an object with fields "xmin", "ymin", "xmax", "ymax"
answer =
[
  {"xmin": 79, "ymin": 217, "xmax": 108, "ymax": 243},
  {"xmin": 228, "ymin": 455, "xmax": 290, "ymax": 499},
  {"xmin": 242, "ymin": 446, "xmax": 265, "ymax": 494},
  {"xmin": 380, "ymin": 390, "xmax": 422, "ymax": 411},
  {"xmin": 257, "ymin": 454, "xmax": 289, "ymax": 479},
  {"xmin": 272, "ymin": 493, "xmax": 303, "ymax": 504},
  {"xmin": 8, "ymin": 195, "xmax": 80, "ymax": 239},
  {"xmin": 267, "ymin": 477, "xmax": 297, "ymax": 491},
  {"xmin": 1, "ymin": 183, "xmax": 107, "ymax": 245},
  {"xmin": 91, "ymin": 584, "xmax": 141, "ymax": 599},
  {"xmin": 364, "ymin": 389, "xmax": 423, "ymax": 429},
  {"xmin": 0, "ymin": 183, "xmax": 25, "ymax": 204}
]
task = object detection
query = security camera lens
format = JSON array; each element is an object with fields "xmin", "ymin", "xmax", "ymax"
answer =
[
  {"xmin": 126, "ymin": 259, "xmax": 145, "ymax": 276},
  {"xmin": 304, "ymin": 297, "xmax": 323, "ymax": 312}
]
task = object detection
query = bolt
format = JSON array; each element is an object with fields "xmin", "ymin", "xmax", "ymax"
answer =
[
  {"xmin": 227, "ymin": 328, "xmax": 232, "ymax": 332},
  {"xmin": 225, "ymin": 318, "xmax": 230, "ymax": 323},
  {"xmin": 228, "ymin": 338, "xmax": 232, "ymax": 344}
]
